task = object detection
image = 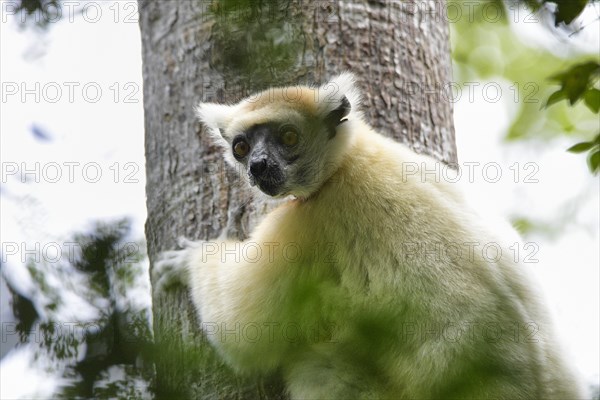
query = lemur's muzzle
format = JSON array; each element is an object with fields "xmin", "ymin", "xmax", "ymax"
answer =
[{"xmin": 248, "ymin": 157, "xmax": 285, "ymax": 196}]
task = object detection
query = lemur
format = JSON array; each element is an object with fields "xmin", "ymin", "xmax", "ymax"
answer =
[{"xmin": 154, "ymin": 73, "xmax": 587, "ymax": 399}]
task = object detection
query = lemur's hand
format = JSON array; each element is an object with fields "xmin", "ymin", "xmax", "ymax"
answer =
[{"xmin": 153, "ymin": 237, "xmax": 203, "ymax": 294}]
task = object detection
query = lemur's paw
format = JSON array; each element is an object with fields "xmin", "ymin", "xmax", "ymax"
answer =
[{"xmin": 153, "ymin": 237, "xmax": 203, "ymax": 294}]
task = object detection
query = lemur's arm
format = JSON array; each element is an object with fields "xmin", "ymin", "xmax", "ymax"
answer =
[{"xmin": 155, "ymin": 237, "xmax": 316, "ymax": 373}]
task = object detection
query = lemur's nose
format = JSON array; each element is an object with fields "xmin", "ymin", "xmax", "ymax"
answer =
[{"xmin": 250, "ymin": 158, "xmax": 268, "ymax": 177}]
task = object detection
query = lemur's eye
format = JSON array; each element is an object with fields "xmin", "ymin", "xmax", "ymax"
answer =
[
  {"xmin": 280, "ymin": 127, "xmax": 299, "ymax": 146},
  {"xmin": 233, "ymin": 140, "xmax": 250, "ymax": 158}
]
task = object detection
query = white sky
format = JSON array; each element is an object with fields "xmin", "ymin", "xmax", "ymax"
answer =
[{"xmin": 0, "ymin": 1, "xmax": 598, "ymax": 398}]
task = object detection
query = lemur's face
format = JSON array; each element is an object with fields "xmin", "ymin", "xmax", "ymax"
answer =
[
  {"xmin": 229, "ymin": 122, "xmax": 303, "ymax": 197},
  {"xmin": 227, "ymin": 109, "xmax": 346, "ymax": 198},
  {"xmin": 196, "ymin": 74, "xmax": 357, "ymax": 199}
]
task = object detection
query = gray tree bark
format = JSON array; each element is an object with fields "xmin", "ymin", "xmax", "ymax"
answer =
[{"xmin": 139, "ymin": 1, "xmax": 456, "ymax": 399}]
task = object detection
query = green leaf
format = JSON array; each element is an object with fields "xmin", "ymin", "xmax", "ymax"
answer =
[
  {"xmin": 511, "ymin": 217, "xmax": 535, "ymax": 235},
  {"xmin": 548, "ymin": 61, "xmax": 600, "ymax": 105},
  {"xmin": 587, "ymin": 148, "xmax": 600, "ymax": 174},
  {"xmin": 545, "ymin": 89, "xmax": 568, "ymax": 108},
  {"xmin": 552, "ymin": 0, "xmax": 589, "ymax": 26},
  {"xmin": 584, "ymin": 89, "xmax": 600, "ymax": 113},
  {"xmin": 567, "ymin": 141, "xmax": 595, "ymax": 153},
  {"xmin": 547, "ymin": 61, "xmax": 599, "ymax": 82}
]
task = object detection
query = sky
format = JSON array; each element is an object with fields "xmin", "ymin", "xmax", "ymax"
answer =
[{"xmin": 0, "ymin": 1, "xmax": 598, "ymax": 398}]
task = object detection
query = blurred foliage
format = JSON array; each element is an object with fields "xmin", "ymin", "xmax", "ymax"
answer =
[
  {"xmin": 206, "ymin": 0, "xmax": 305, "ymax": 95},
  {"xmin": 450, "ymin": 0, "xmax": 599, "ymax": 174},
  {"xmin": 521, "ymin": 0, "xmax": 592, "ymax": 26},
  {"xmin": 8, "ymin": 285, "xmax": 39, "ymax": 341},
  {"xmin": 546, "ymin": 61, "xmax": 600, "ymax": 107},
  {"xmin": 568, "ymin": 133, "xmax": 600, "ymax": 174},
  {"xmin": 512, "ymin": 216, "xmax": 553, "ymax": 237},
  {"xmin": 11, "ymin": 0, "xmax": 61, "ymax": 29},
  {"xmin": 1, "ymin": 219, "xmax": 153, "ymax": 399},
  {"xmin": 545, "ymin": 61, "xmax": 600, "ymax": 174}
]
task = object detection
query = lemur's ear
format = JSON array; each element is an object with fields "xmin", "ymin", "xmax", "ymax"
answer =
[
  {"xmin": 318, "ymin": 72, "xmax": 360, "ymax": 137},
  {"xmin": 195, "ymin": 103, "xmax": 235, "ymax": 146},
  {"xmin": 325, "ymin": 96, "xmax": 351, "ymax": 126}
]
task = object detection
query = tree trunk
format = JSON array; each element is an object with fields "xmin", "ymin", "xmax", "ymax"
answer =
[{"xmin": 139, "ymin": 1, "xmax": 456, "ymax": 399}]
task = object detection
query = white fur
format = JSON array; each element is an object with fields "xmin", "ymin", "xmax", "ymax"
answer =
[
  {"xmin": 316, "ymin": 72, "xmax": 362, "ymax": 117},
  {"xmin": 158, "ymin": 75, "xmax": 588, "ymax": 399},
  {"xmin": 195, "ymin": 103, "xmax": 234, "ymax": 138}
]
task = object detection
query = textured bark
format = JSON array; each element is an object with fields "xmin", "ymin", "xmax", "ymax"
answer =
[{"xmin": 140, "ymin": 1, "xmax": 456, "ymax": 399}]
